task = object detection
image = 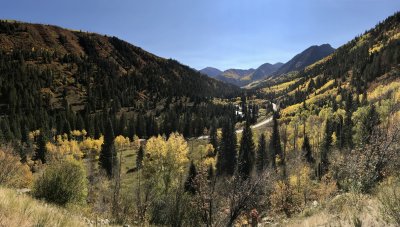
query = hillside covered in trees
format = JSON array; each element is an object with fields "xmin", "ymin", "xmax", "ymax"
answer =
[{"xmin": 0, "ymin": 20, "xmax": 240, "ymax": 141}]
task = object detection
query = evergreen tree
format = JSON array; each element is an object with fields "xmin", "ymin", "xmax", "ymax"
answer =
[
  {"xmin": 320, "ymin": 119, "xmax": 332, "ymax": 177},
  {"xmin": 76, "ymin": 114, "xmax": 85, "ymax": 131},
  {"xmin": 10, "ymin": 119, "xmax": 21, "ymax": 140},
  {"xmin": 343, "ymin": 93, "xmax": 354, "ymax": 148},
  {"xmin": 241, "ymin": 95, "xmax": 247, "ymax": 120},
  {"xmin": 87, "ymin": 116, "xmax": 95, "ymax": 138},
  {"xmin": 336, "ymin": 115, "xmax": 344, "ymax": 149},
  {"xmin": 94, "ymin": 117, "xmax": 101, "ymax": 139},
  {"xmin": 1, "ymin": 119, "xmax": 14, "ymax": 141},
  {"xmin": 307, "ymin": 78, "xmax": 315, "ymax": 92},
  {"xmin": 238, "ymin": 121, "xmax": 255, "ymax": 179},
  {"xmin": 362, "ymin": 104, "xmax": 380, "ymax": 144},
  {"xmin": 128, "ymin": 118, "xmax": 136, "ymax": 139},
  {"xmin": 118, "ymin": 113, "xmax": 127, "ymax": 136},
  {"xmin": 216, "ymin": 118, "xmax": 237, "ymax": 176},
  {"xmin": 20, "ymin": 124, "xmax": 29, "ymax": 144},
  {"xmin": 207, "ymin": 164, "xmax": 214, "ymax": 181},
  {"xmin": 63, "ymin": 120, "xmax": 71, "ymax": 138},
  {"xmin": 184, "ymin": 161, "xmax": 198, "ymax": 194},
  {"xmin": 99, "ymin": 118, "xmax": 118, "ymax": 177},
  {"xmin": 34, "ymin": 129, "xmax": 47, "ymax": 164},
  {"xmin": 209, "ymin": 122, "xmax": 218, "ymax": 156},
  {"xmin": 269, "ymin": 113, "xmax": 283, "ymax": 169},
  {"xmin": 0, "ymin": 126, "xmax": 4, "ymax": 143},
  {"xmin": 302, "ymin": 133, "xmax": 314, "ymax": 164},
  {"xmin": 256, "ymin": 133, "xmax": 267, "ymax": 173},
  {"xmin": 136, "ymin": 145, "xmax": 144, "ymax": 170},
  {"xmin": 136, "ymin": 114, "xmax": 147, "ymax": 139}
]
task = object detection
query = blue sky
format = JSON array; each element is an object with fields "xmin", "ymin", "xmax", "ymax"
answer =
[{"xmin": 1, "ymin": 0, "xmax": 399, "ymax": 70}]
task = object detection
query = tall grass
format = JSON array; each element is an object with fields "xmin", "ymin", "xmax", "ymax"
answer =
[{"xmin": 0, "ymin": 187, "xmax": 86, "ymax": 227}]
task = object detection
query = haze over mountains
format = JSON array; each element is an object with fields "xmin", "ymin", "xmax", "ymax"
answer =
[{"xmin": 200, "ymin": 44, "xmax": 335, "ymax": 86}]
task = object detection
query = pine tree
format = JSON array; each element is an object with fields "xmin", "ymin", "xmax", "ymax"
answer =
[
  {"xmin": 269, "ymin": 113, "xmax": 282, "ymax": 169},
  {"xmin": 136, "ymin": 145, "xmax": 144, "ymax": 170},
  {"xmin": 20, "ymin": 124, "xmax": 29, "ymax": 144},
  {"xmin": 34, "ymin": 129, "xmax": 47, "ymax": 164},
  {"xmin": 184, "ymin": 161, "xmax": 198, "ymax": 194},
  {"xmin": 209, "ymin": 122, "xmax": 218, "ymax": 156},
  {"xmin": 128, "ymin": 118, "xmax": 136, "ymax": 139},
  {"xmin": 362, "ymin": 104, "xmax": 380, "ymax": 144},
  {"xmin": 307, "ymin": 78, "xmax": 315, "ymax": 92},
  {"xmin": 63, "ymin": 120, "xmax": 71, "ymax": 138},
  {"xmin": 118, "ymin": 113, "xmax": 127, "ymax": 136},
  {"xmin": 216, "ymin": 118, "xmax": 237, "ymax": 176},
  {"xmin": 94, "ymin": 117, "xmax": 101, "ymax": 139},
  {"xmin": 76, "ymin": 114, "xmax": 85, "ymax": 131},
  {"xmin": 0, "ymin": 127, "xmax": 4, "ymax": 143},
  {"xmin": 343, "ymin": 93, "xmax": 354, "ymax": 148},
  {"xmin": 99, "ymin": 118, "xmax": 118, "ymax": 177},
  {"xmin": 1, "ymin": 119, "xmax": 14, "ymax": 141},
  {"xmin": 320, "ymin": 119, "xmax": 332, "ymax": 177},
  {"xmin": 87, "ymin": 116, "xmax": 95, "ymax": 138},
  {"xmin": 136, "ymin": 114, "xmax": 147, "ymax": 139},
  {"xmin": 207, "ymin": 164, "xmax": 214, "ymax": 181},
  {"xmin": 238, "ymin": 121, "xmax": 255, "ymax": 179},
  {"xmin": 256, "ymin": 133, "xmax": 267, "ymax": 173},
  {"xmin": 302, "ymin": 133, "xmax": 314, "ymax": 164}
]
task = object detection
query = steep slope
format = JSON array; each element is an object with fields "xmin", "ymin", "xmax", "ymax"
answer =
[
  {"xmin": 219, "ymin": 68, "xmax": 256, "ymax": 80},
  {"xmin": 0, "ymin": 20, "xmax": 240, "ymax": 138},
  {"xmin": 251, "ymin": 62, "xmax": 283, "ymax": 81},
  {"xmin": 199, "ymin": 67, "xmax": 222, "ymax": 78},
  {"xmin": 255, "ymin": 12, "xmax": 400, "ymax": 117},
  {"xmin": 214, "ymin": 68, "xmax": 256, "ymax": 86},
  {"xmin": 0, "ymin": 21, "xmax": 238, "ymax": 103},
  {"xmin": 273, "ymin": 44, "xmax": 335, "ymax": 76}
]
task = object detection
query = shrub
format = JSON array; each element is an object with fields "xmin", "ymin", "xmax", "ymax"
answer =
[
  {"xmin": 33, "ymin": 159, "xmax": 87, "ymax": 206},
  {"xmin": 378, "ymin": 177, "xmax": 400, "ymax": 225},
  {"xmin": 0, "ymin": 146, "xmax": 32, "ymax": 188},
  {"xmin": 270, "ymin": 180, "xmax": 302, "ymax": 217}
]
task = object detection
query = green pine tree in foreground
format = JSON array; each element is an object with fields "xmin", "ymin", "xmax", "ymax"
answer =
[
  {"xmin": 238, "ymin": 121, "xmax": 255, "ymax": 179},
  {"xmin": 99, "ymin": 118, "xmax": 118, "ymax": 177}
]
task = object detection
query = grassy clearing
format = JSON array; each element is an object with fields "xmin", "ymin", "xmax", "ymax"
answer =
[
  {"xmin": 0, "ymin": 187, "xmax": 86, "ymax": 227},
  {"xmin": 118, "ymin": 137, "xmax": 209, "ymax": 192},
  {"xmin": 285, "ymin": 193, "xmax": 390, "ymax": 227}
]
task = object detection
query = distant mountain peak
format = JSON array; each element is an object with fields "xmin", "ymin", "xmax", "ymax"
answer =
[
  {"xmin": 273, "ymin": 44, "xmax": 335, "ymax": 76},
  {"xmin": 200, "ymin": 44, "xmax": 335, "ymax": 86},
  {"xmin": 199, "ymin": 67, "xmax": 222, "ymax": 78},
  {"xmin": 250, "ymin": 62, "xmax": 284, "ymax": 81}
]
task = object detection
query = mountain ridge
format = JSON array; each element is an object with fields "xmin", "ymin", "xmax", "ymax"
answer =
[
  {"xmin": 0, "ymin": 19, "xmax": 240, "ymax": 139},
  {"xmin": 200, "ymin": 44, "xmax": 335, "ymax": 86},
  {"xmin": 272, "ymin": 43, "xmax": 335, "ymax": 77}
]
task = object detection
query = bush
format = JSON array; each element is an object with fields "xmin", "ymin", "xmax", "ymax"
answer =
[
  {"xmin": 0, "ymin": 146, "xmax": 32, "ymax": 188},
  {"xmin": 378, "ymin": 178, "xmax": 400, "ymax": 225},
  {"xmin": 33, "ymin": 159, "xmax": 87, "ymax": 206},
  {"xmin": 270, "ymin": 180, "xmax": 302, "ymax": 217}
]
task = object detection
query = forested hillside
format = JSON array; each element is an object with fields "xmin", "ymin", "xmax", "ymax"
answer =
[
  {"xmin": 0, "ymin": 20, "xmax": 240, "ymax": 140},
  {"xmin": 255, "ymin": 12, "xmax": 400, "ymax": 113}
]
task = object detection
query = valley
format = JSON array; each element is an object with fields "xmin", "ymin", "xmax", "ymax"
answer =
[{"xmin": 0, "ymin": 8, "xmax": 399, "ymax": 227}]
